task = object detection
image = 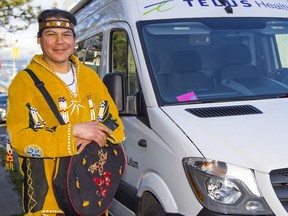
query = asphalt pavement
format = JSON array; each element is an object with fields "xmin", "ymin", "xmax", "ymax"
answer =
[{"xmin": 0, "ymin": 124, "xmax": 23, "ymax": 216}]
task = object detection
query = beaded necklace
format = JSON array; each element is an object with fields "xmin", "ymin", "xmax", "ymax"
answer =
[
  {"xmin": 33, "ymin": 56, "xmax": 80, "ymax": 98},
  {"xmin": 67, "ymin": 62, "xmax": 75, "ymax": 86}
]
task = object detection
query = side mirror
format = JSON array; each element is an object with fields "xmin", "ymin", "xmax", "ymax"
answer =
[
  {"xmin": 103, "ymin": 72, "xmax": 125, "ymax": 113},
  {"xmin": 103, "ymin": 72, "xmax": 141, "ymax": 116}
]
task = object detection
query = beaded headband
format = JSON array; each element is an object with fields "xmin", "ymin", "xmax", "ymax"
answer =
[{"xmin": 39, "ymin": 20, "xmax": 75, "ymax": 31}]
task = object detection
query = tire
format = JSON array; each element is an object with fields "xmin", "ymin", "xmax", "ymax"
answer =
[
  {"xmin": 142, "ymin": 203, "xmax": 166, "ymax": 216},
  {"xmin": 140, "ymin": 193, "xmax": 166, "ymax": 216}
]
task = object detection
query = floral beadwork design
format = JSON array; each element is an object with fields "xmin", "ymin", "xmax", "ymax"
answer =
[
  {"xmin": 93, "ymin": 172, "xmax": 112, "ymax": 198},
  {"xmin": 87, "ymin": 148, "xmax": 113, "ymax": 200},
  {"xmin": 24, "ymin": 145, "xmax": 43, "ymax": 158}
]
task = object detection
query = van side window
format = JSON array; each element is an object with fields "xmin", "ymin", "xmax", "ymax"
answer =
[
  {"xmin": 111, "ymin": 30, "xmax": 138, "ymax": 95},
  {"xmin": 74, "ymin": 40, "xmax": 86, "ymax": 62},
  {"xmin": 276, "ymin": 34, "xmax": 288, "ymax": 68},
  {"xmin": 83, "ymin": 33, "xmax": 103, "ymax": 73}
]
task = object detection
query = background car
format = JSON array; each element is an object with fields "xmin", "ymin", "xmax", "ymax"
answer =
[{"xmin": 0, "ymin": 93, "xmax": 8, "ymax": 123}]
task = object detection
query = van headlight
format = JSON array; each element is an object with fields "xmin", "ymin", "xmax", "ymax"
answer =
[{"xmin": 182, "ymin": 158, "xmax": 273, "ymax": 215}]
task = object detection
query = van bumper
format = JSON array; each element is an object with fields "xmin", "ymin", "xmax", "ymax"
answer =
[{"xmin": 197, "ymin": 208, "xmax": 275, "ymax": 216}]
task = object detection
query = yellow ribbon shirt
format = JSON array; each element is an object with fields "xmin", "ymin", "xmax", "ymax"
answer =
[{"xmin": 6, "ymin": 54, "xmax": 125, "ymax": 215}]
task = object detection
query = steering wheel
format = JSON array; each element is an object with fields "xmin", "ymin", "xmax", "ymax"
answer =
[{"xmin": 267, "ymin": 68, "xmax": 288, "ymax": 84}]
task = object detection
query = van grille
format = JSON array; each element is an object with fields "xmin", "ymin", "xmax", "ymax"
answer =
[
  {"xmin": 185, "ymin": 105, "xmax": 262, "ymax": 118},
  {"xmin": 270, "ymin": 168, "xmax": 288, "ymax": 212}
]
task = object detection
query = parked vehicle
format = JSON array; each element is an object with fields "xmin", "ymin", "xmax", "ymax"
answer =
[
  {"xmin": 0, "ymin": 93, "xmax": 8, "ymax": 122},
  {"xmin": 64, "ymin": 0, "xmax": 288, "ymax": 215}
]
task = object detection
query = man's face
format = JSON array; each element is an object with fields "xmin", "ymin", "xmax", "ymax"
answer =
[{"xmin": 37, "ymin": 26, "xmax": 75, "ymax": 66}]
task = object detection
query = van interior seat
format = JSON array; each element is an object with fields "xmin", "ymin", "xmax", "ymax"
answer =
[
  {"xmin": 149, "ymin": 52, "xmax": 170, "ymax": 96},
  {"xmin": 171, "ymin": 50, "xmax": 212, "ymax": 94},
  {"xmin": 219, "ymin": 44, "xmax": 261, "ymax": 81}
]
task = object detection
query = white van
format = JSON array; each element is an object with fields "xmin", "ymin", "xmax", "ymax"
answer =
[{"xmin": 64, "ymin": 0, "xmax": 288, "ymax": 215}]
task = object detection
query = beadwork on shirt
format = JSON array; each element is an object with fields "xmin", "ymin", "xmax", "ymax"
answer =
[
  {"xmin": 68, "ymin": 99, "xmax": 85, "ymax": 116},
  {"xmin": 28, "ymin": 105, "xmax": 46, "ymax": 129},
  {"xmin": 24, "ymin": 145, "xmax": 44, "ymax": 158},
  {"xmin": 58, "ymin": 96, "xmax": 87, "ymax": 123},
  {"xmin": 98, "ymin": 101, "xmax": 109, "ymax": 122},
  {"xmin": 88, "ymin": 95, "xmax": 96, "ymax": 121},
  {"xmin": 96, "ymin": 100, "xmax": 119, "ymax": 132},
  {"xmin": 58, "ymin": 95, "xmax": 98, "ymax": 123},
  {"xmin": 59, "ymin": 97, "xmax": 70, "ymax": 123}
]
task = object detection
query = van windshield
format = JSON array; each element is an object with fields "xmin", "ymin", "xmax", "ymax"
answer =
[{"xmin": 139, "ymin": 18, "xmax": 288, "ymax": 105}]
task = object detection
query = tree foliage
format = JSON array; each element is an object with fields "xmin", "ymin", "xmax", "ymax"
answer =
[{"xmin": 0, "ymin": 0, "xmax": 41, "ymax": 32}]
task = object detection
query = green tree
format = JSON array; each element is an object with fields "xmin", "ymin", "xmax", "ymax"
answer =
[
  {"xmin": 0, "ymin": 0, "xmax": 42, "ymax": 47},
  {"xmin": 0, "ymin": 0, "xmax": 41, "ymax": 32}
]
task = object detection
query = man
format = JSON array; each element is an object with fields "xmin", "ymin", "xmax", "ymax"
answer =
[{"xmin": 6, "ymin": 9, "xmax": 125, "ymax": 215}]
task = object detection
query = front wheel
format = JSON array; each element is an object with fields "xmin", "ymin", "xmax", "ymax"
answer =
[
  {"xmin": 143, "ymin": 203, "xmax": 166, "ymax": 216},
  {"xmin": 139, "ymin": 193, "xmax": 166, "ymax": 216}
]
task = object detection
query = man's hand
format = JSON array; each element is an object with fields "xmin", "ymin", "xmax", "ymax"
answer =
[
  {"xmin": 75, "ymin": 138, "xmax": 90, "ymax": 154},
  {"xmin": 73, "ymin": 122, "xmax": 112, "ymax": 153}
]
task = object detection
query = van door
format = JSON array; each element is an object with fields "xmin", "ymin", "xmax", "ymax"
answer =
[
  {"xmin": 107, "ymin": 27, "xmax": 173, "ymax": 215},
  {"xmin": 109, "ymin": 28, "xmax": 148, "ymax": 213}
]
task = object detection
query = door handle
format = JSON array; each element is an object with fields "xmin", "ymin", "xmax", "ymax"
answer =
[{"xmin": 138, "ymin": 139, "xmax": 147, "ymax": 147}]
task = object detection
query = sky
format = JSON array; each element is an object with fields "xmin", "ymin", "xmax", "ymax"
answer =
[{"xmin": 0, "ymin": 0, "xmax": 64, "ymax": 61}]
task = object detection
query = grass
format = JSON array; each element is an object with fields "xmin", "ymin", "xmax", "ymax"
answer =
[{"xmin": 0, "ymin": 147, "xmax": 22, "ymax": 195}]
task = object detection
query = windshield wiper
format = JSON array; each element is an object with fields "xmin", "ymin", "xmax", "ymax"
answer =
[{"xmin": 218, "ymin": 0, "xmax": 233, "ymax": 14}]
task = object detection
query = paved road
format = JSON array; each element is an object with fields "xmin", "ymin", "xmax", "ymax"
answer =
[{"xmin": 0, "ymin": 124, "xmax": 23, "ymax": 216}]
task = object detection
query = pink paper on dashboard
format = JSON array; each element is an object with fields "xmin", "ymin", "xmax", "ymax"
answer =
[{"xmin": 176, "ymin": 91, "xmax": 198, "ymax": 102}]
